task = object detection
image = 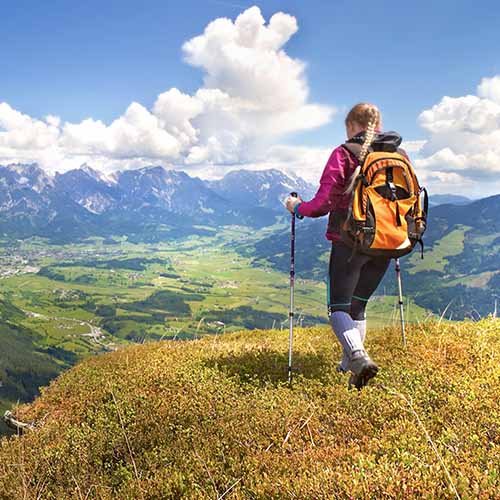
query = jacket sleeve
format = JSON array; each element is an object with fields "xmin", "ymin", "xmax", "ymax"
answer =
[{"xmin": 296, "ymin": 147, "xmax": 350, "ymax": 218}]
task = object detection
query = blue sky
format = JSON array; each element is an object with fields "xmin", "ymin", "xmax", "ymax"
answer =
[{"xmin": 1, "ymin": 0, "xmax": 500, "ymax": 195}]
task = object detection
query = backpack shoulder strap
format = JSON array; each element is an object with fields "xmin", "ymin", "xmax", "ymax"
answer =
[
  {"xmin": 396, "ymin": 147, "xmax": 409, "ymax": 159},
  {"xmin": 342, "ymin": 143, "xmax": 363, "ymax": 163}
]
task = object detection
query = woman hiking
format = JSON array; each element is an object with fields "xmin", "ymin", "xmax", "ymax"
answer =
[{"xmin": 286, "ymin": 103, "xmax": 410, "ymax": 390}]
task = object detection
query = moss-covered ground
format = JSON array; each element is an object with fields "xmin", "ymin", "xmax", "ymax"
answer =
[{"xmin": 1, "ymin": 319, "xmax": 498, "ymax": 499}]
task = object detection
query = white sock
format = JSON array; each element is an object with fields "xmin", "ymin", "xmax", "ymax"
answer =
[
  {"xmin": 354, "ymin": 319, "xmax": 366, "ymax": 343},
  {"xmin": 330, "ymin": 311, "xmax": 364, "ymax": 357},
  {"xmin": 338, "ymin": 318, "xmax": 367, "ymax": 372}
]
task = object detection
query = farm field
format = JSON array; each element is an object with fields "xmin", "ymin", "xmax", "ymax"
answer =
[
  {"xmin": 0, "ymin": 228, "xmax": 431, "ymax": 432},
  {"xmin": 406, "ymin": 225, "xmax": 470, "ymax": 274}
]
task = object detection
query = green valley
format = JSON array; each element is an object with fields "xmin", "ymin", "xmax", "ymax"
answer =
[{"xmin": 0, "ymin": 228, "xmax": 432, "ymax": 431}]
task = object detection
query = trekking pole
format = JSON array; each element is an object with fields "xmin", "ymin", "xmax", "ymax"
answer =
[
  {"xmin": 395, "ymin": 258, "xmax": 407, "ymax": 348},
  {"xmin": 288, "ymin": 192, "xmax": 303, "ymax": 384}
]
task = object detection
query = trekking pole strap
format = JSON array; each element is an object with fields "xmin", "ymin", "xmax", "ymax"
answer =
[{"xmin": 290, "ymin": 192, "xmax": 304, "ymax": 220}]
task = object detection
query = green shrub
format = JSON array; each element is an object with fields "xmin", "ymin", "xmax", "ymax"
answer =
[{"xmin": 0, "ymin": 319, "xmax": 499, "ymax": 499}]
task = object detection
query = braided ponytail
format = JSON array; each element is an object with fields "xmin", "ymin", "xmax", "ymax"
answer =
[{"xmin": 344, "ymin": 104, "xmax": 381, "ymax": 194}]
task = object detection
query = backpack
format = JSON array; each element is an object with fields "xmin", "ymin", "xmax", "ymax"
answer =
[{"xmin": 340, "ymin": 142, "xmax": 428, "ymax": 259}]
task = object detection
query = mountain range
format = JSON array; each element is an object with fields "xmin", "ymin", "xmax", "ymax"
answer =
[
  {"xmin": 1, "ymin": 163, "xmax": 480, "ymax": 242},
  {"xmin": 1, "ymin": 163, "xmax": 498, "ymax": 320},
  {"xmin": 0, "ymin": 163, "xmax": 315, "ymax": 242},
  {"xmin": 428, "ymin": 194, "xmax": 471, "ymax": 207}
]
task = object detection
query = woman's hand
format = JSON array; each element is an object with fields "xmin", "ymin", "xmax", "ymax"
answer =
[{"xmin": 285, "ymin": 195, "xmax": 302, "ymax": 214}]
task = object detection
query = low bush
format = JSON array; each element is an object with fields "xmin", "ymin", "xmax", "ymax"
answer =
[{"xmin": 1, "ymin": 319, "xmax": 499, "ymax": 499}]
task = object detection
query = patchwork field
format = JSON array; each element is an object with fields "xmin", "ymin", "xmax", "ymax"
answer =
[
  {"xmin": 407, "ymin": 225, "xmax": 470, "ymax": 274},
  {"xmin": 0, "ymin": 229, "xmax": 431, "ymax": 432}
]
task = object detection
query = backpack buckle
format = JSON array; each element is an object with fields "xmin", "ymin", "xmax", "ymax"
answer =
[
  {"xmin": 386, "ymin": 167, "xmax": 397, "ymax": 200},
  {"xmin": 388, "ymin": 181, "xmax": 397, "ymax": 200}
]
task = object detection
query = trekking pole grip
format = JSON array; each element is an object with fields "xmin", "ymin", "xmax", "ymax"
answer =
[{"xmin": 290, "ymin": 192, "xmax": 304, "ymax": 219}]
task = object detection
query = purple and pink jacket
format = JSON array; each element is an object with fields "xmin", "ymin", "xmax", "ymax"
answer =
[
  {"xmin": 295, "ymin": 131, "xmax": 406, "ymax": 242},
  {"xmin": 295, "ymin": 146, "xmax": 356, "ymax": 243}
]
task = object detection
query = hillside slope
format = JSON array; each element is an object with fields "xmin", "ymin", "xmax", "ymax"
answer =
[
  {"xmin": 1, "ymin": 320, "xmax": 499, "ymax": 499},
  {"xmin": 246, "ymin": 195, "xmax": 500, "ymax": 319}
]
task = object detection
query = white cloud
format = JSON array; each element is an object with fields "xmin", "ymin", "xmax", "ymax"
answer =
[
  {"xmin": 402, "ymin": 140, "xmax": 427, "ymax": 153},
  {"xmin": 0, "ymin": 6, "xmax": 334, "ymax": 173},
  {"xmin": 183, "ymin": 7, "xmax": 302, "ymax": 109},
  {"xmin": 262, "ymin": 145, "xmax": 332, "ymax": 183},
  {"xmin": 153, "ymin": 88, "xmax": 202, "ymax": 149},
  {"xmin": 179, "ymin": 7, "xmax": 333, "ymax": 165},
  {"xmin": 416, "ymin": 148, "xmax": 468, "ymax": 171},
  {"xmin": 414, "ymin": 75, "xmax": 500, "ymax": 196},
  {"xmin": 185, "ymin": 144, "xmax": 333, "ymax": 185},
  {"xmin": 477, "ymin": 75, "xmax": 500, "ymax": 104},
  {"xmin": 0, "ymin": 102, "xmax": 60, "ymax": 150},
  {"xmin": 61, "ymin": 102, "xmax": 181, "ymax": 159}
]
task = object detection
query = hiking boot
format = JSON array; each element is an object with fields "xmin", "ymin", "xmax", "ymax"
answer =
[
  {"xmin": 336, "ymin": 355, "xmax": 348, "ymax": 373},
  {"xmin": 347, "ymin": 350, "xmax": 378, "ymax": 390},
  {"xmin": 336, "ymin": 351, "xmax": 350, "ymax": 374}
]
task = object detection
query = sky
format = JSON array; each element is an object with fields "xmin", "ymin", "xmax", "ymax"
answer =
[{"xmin": 1, "ymin": 0, "xmax": 500, "ymax": 197}]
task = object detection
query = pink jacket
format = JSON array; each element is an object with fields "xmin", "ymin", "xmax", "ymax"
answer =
[
  {"xmin": 295, "ymin": 146, "xmax": 356, "ymax": 242},
  {"xmin": 295, "ymin": 131, "xmax": 406, "ymax": 242}
]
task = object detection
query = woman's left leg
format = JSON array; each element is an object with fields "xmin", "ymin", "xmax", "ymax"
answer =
[
  {"xmin": 345, "ymin": 256, "xmax": 391, "ymax": 388},
  {"xmin": 337, "ymin": 255, "xmax": 391, "ymax": 372},
  {"xmin": 328, "ymin": 243, "xmax": 370, "ymax": 362}
]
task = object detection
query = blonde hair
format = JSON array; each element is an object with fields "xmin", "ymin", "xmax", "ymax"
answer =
[{"xmin": 344, "ymin": 103, "xmax": 381, "ymax": 193}]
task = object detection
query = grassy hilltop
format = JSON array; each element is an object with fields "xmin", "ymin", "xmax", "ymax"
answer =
[{"xmin": 1, "ymin": 319, "xmax": 499, "ymax": 499}]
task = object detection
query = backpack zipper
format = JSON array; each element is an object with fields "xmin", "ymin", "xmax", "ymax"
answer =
[
  {"xmin": 370, "ymin": 165, "xmax": 412, "ymax": 194},
  {"xmin": 357, "ymin": 157, "xmax": 413, "ymax": 218}
]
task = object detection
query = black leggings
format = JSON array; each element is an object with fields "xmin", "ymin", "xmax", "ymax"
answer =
[{"xmin": 328, "ymin": 241, "xmax": 391, "ymax": 320}]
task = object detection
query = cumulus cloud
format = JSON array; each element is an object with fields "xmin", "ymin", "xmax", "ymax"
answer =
[
  {"xmin": 61, "ymin": 102, "xmax": 182, "ymax": 159},
  {"xmin": 401, "ymin": 140, "xmax": 427, "ymax": 153},
  {"xmin": 0, "ymin": 6, "xmax": 334, "ymax": 173},
  {"xmin": 477, "ymin": 75, "xmax": 500, "ymax": 103},
  {"xmin": 180, "ymin": 144, "xmax": 333, "ymax": 185},
  {"xmin": 0, "ymin": 103, "xmax": 60, "ymax": 151},
  {"xmin": 414, "ymin": 75, "xmax": 500, "ymax": 195}
]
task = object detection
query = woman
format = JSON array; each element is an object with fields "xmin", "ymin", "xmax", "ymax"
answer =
[{"xmin": 286, "ymin": 103, "xmax": 406, "ymax": 390}]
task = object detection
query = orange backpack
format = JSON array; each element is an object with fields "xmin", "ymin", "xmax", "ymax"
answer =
[{"xmin": 341, "ymin": 143, "xmax": 428, "ymax": 259}]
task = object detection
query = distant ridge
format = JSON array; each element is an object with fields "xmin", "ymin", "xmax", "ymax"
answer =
[
  {"xmin": 0, "ymin": 163, "xmax": 315, "ymax": 241},
  {"xmin": 429, "ymin": 194, "xmax": 471, "ymax": 207},
  {"xmin": 208, "ymin": 168, "xmax": 315, "ymax": 209}
]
